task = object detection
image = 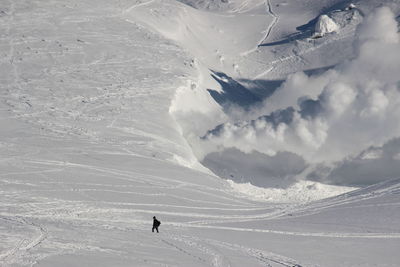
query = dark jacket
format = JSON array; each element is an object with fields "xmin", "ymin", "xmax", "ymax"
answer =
[{"xmin": 153, "ymin": 218, "xmax": 161, "ymax": 227}]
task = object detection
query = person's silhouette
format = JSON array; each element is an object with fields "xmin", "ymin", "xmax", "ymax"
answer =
[{"xmin": 152, "ymin": 216, "xmax": 161, "ymax": 233}]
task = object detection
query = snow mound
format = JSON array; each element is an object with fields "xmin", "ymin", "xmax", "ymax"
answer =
[{"xmin": 314, "ymin": 14, "xmax": 339, "ymax": 37}]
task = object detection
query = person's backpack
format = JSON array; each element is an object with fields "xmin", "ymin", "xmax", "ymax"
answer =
[{"xmin": 156, "ymin": 220, "xmax": 161, "ymax": 227}]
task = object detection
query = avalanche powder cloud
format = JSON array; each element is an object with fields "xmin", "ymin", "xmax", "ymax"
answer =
[{"xmin": 201, "ymin": 7, "xmax": 400, "ymax": 184}]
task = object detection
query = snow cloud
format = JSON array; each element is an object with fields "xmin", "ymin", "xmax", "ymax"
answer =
[{"xmin": 199, "ymin": 7, "xmax": 400, "ymax": 185}]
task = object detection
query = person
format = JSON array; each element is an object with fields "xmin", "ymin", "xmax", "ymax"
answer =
[{"xmin": 152, "ymin": 216, "xmax": 161, "ymax": 233}]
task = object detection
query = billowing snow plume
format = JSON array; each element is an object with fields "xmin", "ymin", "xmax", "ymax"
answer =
[{"xmin": 199, "ymin": 7, "xmax": 400, "ymax": 186}]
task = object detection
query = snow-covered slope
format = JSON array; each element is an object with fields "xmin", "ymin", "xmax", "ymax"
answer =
[
  {"xmin": 158, "ymin": 0, "xmax": 400, "ymax": 189},
  {"xmin": 1, "ymin": 0, "xmax": 400, "ymax": 266}
]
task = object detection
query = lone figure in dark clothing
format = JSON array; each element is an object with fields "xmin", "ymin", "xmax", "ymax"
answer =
[{"xmin": 152, "ymin": 216, "xmax": 161, "ymax": 233}]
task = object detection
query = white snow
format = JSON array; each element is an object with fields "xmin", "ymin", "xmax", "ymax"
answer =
[
  {"xmin": 314, "ymin": 15, "xmax": 340, "ymax": 37},
  {"xmin": 1, "ymin": 0, "xmax": 400, "ymax": 266},
  {"xmin": 227, "ymin": 179, "xmax": 356, "ymax": 203}
]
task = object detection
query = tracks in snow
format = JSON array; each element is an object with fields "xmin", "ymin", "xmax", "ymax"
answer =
[
  {"xmin": 124, "ymin": 0, "xmax": 156, "ymax": 14},
  {"xmin": 1, "ymin": 166, "xmax": 398, "ymax": 267},
  {"xmin": 0, "ymin": 216, "xmax": 47, "ymax": 265},
  {"xmin": 258, "ymin": 0, "xmax": 279, "ymax": 47},
  {"xmin": 240, "ymin": 0, "xmax": 279, "ymax": 56},
  {"xmin": 161, "ymin": 233, "xmax": 303, "ymax": 267}
]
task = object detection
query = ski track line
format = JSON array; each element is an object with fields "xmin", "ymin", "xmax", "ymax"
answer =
[
  {"xmin": 253, "ymin": 66, "xmax": 274, "ymax": 79},
  {"xmin": 160, "ymin": 239, "xmax": 210, "ymax": 265},
  {"xmin": 8, "ymin": 1, "xmax": 23, "ymax": 93},
  {"xmin": 275, "ymin": 184, "xmax": 400, "ymax": 220},
  {"xmin": 249, "ymin": 8, "xmax": 358, "ymax": 80},
  {"xmin": 259, "ymin": 0, "xmax": 279, "ymax": 46},
  {"xmin": 194, "ymin": 236, "xmax": 303, "ymax": 267},
  {"xmin": 0, "ymin": 168, "xmax": 64, "ymax": 177},
  {"xmin": 185, "ymin": 190, "xmax": 399, "ymax": 226},
  {"xmin": 0, "ymin": 216, "xmax": 47, "ymax": 265},
  {"xmin": 0, "ymin": 203, "xmax": 274, "ymax": 230},
  {"xmin": 164, "ymin": 234, "xmax": 231, "ymax": 267},
  {"xmin": 38, "ymin": 208, "xmax": 389, "ymax": 242},
  {"xmin": 6, "ymin": 171, "xmax": 397, "ymax": 236},
  {"xmin": 21, "ymin": 159, "xmax": 254, "ymax": 206},
  {"xmin": 179, "ymin": 223, "xmax": 400, "ymax": 239},
  {"xmin": 0, "ymin": 216, "xmax": 26, "ymax": 262},
  {"xmin": 245, "ymin": 248, "xmax": 302, "ymax": 267},
  {"xmin": 194, "ymin": 180, "xmax": 400, "ymax": 225},
  {"xmin": 20, "ymin": 201, "xmax": 274, "ymax": 227},
  {"xmin": 230, "ymin": 0, "xmax": 251, "ymax": 13},
  {"xmin": 229, "ymin": 0, "xmax": 265, "ymax": 14},
  {"xmin": 17, "ymin": 197, "xmax": 267, "ymax": 212},
  {"xmin": 4, "ymin": 197, "xmax": 399, "ymax": 240},
  {"xmin": 240, "ymin": 0, "xmax": 279, "ymax": 57},
  {"xmin": 23, "ymin": 159, "xmax": 205, "ymax": 188},
  {"xmin": 175, "ymin": 233, "xmax": 305, "ymax": 267},
  {"xmin": 253, "ymin": 30, "xmax": 355, "ymax": 79},
  {"xmin": 11, "ymin": 202, "xmax": 276, "ymax": 222}
]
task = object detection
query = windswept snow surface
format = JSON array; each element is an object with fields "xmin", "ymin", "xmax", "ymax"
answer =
[{"xmin": 1, "ymin": 0, "xmax": 400, "ymax": 266}]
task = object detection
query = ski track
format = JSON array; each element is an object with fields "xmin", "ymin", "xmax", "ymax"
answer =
[
  {"xmin": 0, "ymin": 216, "xmax": 47, "ymax": 266},
  {"xmin": 1, "ymin": 159, "xmax": 399, "ymax": 266},
  {"xmin": 180, "ymin": 224, "xmax": 400, "ymax": 239},
  {"xmin": 240, "ymin": 0, "xmax": 279, "ymax": 57},
  {"xmin": 124, "ymin": 0, "xmax": 156, "ymax": 13},
  {"xmin": 175, "ymin": 180, "xmax": 400, "ymax": 227},
  {"xmin": 249, "ymin": 1, "xmax": 359, "ymax": 79},
  {"xmin": 1, "ymin": 178, "xmax": 399, "ymax": 266},
  {"xmin": 259, "ymin": 0, "xmax": 279, "ymax": 47},
  {"xmin": 161, "ymin": 238, "xmax": 209, "ymax": 265},
  {"xmin": 20, "ymin": 158, "xmax": 254, "ymax": 206},
  {"xmin": 167, "ymin": 235, "xmax": 230, "ymax": 267},
  {"xmin": 167, "ymin": 235, "xmax": 303, "ymax": 267},
  {"xmin": 252, "ymin": 25, "xmax": 356, "ymax": 79},
  {"xmin": 1, "ymin": 157, "xmax": 399, "ymax": 266}
]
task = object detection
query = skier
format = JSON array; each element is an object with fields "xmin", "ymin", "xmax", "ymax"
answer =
[{"xmin": 152, "ymin": 216, "xmax": 161, "ymax": 233}]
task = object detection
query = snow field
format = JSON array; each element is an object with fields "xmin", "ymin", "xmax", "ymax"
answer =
[{"xmin": 0, "ymin": 0, "xmax": 400, "ymax": 266}]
